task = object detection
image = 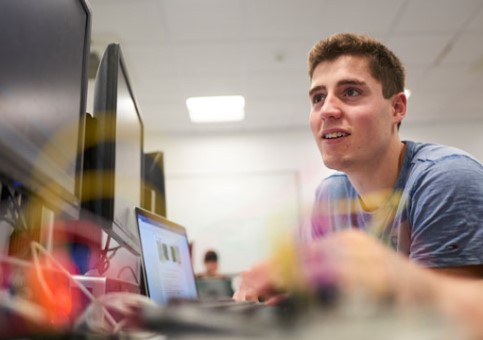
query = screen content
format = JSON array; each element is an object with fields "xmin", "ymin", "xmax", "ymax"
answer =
[{"xmin": 137, "ymin": 214, "xmax": 198, "ymax": 305}]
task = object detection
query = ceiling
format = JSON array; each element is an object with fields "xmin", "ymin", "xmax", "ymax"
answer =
[{"xmin": 87, "ymin": 0, "xmax": 483, "ymax": 135}]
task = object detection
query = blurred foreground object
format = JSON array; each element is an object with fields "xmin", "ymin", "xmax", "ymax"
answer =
[{"xmin": 235, "ymin": 230, "xmax": 483, "ymax": 339}]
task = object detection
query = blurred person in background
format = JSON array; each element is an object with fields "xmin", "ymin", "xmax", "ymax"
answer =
[{"xmin": 196, "ymin": 250, "xmax": 226, "ymax": 279}]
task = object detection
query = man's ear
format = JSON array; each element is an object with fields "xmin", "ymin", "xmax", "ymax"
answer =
[{"xmin": 392, "ymin": 92, "xmax": 407, "ymax": 125}]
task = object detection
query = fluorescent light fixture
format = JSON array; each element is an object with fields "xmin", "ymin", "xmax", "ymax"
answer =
[
  {"xmin": 186, "ymin": 95, "xmax": 245, "ymax": 123},
  {"xmin": 404, "ymin": 88, "xmax": 411, "ymax": 99}
]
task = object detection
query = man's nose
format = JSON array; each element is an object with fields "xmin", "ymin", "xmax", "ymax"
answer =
[{"xmin": 320, "ymin": 94, "xmax": 342, "ymax": 120}]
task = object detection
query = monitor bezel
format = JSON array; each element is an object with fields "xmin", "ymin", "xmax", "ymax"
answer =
[{"xmin": 82, "ymin": 43, "xmax": 144, "ymax": 255}]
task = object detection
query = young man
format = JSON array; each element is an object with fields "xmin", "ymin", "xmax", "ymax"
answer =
[
  {"xmin": 308, "ymin": 33, "xmax": 483, "ymax": 277},
  {"xmin": 234, "ymin": 33, "xmax": 483, "ymax": 303}
]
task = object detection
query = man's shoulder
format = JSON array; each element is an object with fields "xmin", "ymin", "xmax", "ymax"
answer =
[
  {"xmin": 403, "ymin": 141, "xmax": 483, "ymax": 188},
  {"xmin": 407, "ymin": 140, "xmax": 479, "ymax": 165},
  {"xmin": 321, "ymin": 172, "xmax": 351, "ymax": 188},
  {"xmin": 315, "ymin": 172, "xmax": 355, "ymax": 199}
]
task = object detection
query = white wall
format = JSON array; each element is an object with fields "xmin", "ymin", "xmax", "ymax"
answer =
[
  {"xmin": 400, "ymin": 120, "xmax": 483, "ymax": 161},
  {"xmin": 145, "ymin": 130, "xmax": 331, "ymax": 274},
  {"xmin": 144, "ymin": 119, "xmax": 483, "ymax": 274}
]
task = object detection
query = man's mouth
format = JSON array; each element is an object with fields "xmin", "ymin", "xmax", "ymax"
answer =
[{"xmin": 323, "ymin": 132, "xmax": 350, "ymax": 139}]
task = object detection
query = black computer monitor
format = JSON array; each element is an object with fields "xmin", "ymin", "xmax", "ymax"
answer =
[
  {"xmin": 82, "ymin": 44, "xmax": 144, "ymax": 254},
  {"xmin": 0, "ymin": 0, "xmax": 91, "ymax": 218},
  {"xmin": 143, "ymin": 152, "xmax": 167, "ymax": 217}
]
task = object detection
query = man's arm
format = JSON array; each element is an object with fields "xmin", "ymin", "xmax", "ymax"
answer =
[
  {"xmin": 408, "ymin": 156, "xmax": 483, "ymax": 271},
  {"xmin": 431, "ymin": 265, "xmax": 483, "ymax": 279},
  {"xmin": 233, "ymin": 230, "xmax": 483, "ymax": 338}
]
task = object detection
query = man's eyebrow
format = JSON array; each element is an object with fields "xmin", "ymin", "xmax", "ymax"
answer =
[
  {"xmin": 338, "ymin": 79, "xmax": 366, "ymax": 87},
  {"xmin": 308, "ymin": 85, "xmax": 325, "ymax": 98}
]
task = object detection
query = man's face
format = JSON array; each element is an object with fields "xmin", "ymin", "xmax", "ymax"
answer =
[
  {"xmin": 205, "ymin": 260, "xmax": 218, "ymax": 274},
  {"xmin": 308, "ymin": 55, "xmax": 404, "ymax": 174}
]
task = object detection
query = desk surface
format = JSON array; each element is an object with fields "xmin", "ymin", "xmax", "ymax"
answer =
[
  {"xmin": 138, "ymin": 298, "xmax": 464, "ymax": 339},
  {"xmin": 1, "ymin": 290, "xmax": 466, "ymax": 339}
]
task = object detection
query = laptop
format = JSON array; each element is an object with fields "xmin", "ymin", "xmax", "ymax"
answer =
[
  {"xmin": 134, "ymin": 207, "xmax": 284, "ymax": 338},
  {"xmin": 135, "ymin": 207, "xmax": 200, "ymax": 305}
]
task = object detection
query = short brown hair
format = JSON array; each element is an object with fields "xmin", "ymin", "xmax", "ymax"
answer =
[
  {"xmin": 308, "ymin": 33, "xmax": 405, "ymax": 99},
  {"xmin": 204, "ymin": 250, "xmax": 218, "ymax": 263}
]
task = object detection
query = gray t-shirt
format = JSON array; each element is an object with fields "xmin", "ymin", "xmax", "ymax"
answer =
[{"xmin": 311, "ymin": 140, "xmax": 483, "ymax": 268}]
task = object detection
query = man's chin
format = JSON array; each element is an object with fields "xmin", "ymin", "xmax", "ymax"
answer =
[
  {"xmin": 323, "ymin": 158, "xmax": 353, "ymax": 173},
  {"xmin": 322, "ymin": 157, "xmax": 342, "ymax": 171}
]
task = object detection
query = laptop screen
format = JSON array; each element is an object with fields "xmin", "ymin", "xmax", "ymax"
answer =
[{"xmin": 135, "ymin": 207, "xmax": 198, "ymax": 305}]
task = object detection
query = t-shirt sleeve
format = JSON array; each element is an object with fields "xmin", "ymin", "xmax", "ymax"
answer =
[
  {"xmin": 311, "ymin": 180, "xmax": 334, "ymax": 239},
  {"xmin": 311, "ymin": 174, "xmax": 356, "ymax": 239},
  {"xmin": 408, "ymin": 156, "xmax": 483, "ymax": 267}
]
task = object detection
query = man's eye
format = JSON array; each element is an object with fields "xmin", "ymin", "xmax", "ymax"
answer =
[
  {"xmin": 345, "ymin": 88, "xmax": 360, "ymax": 97},
  {"xmin": 312, "ymin": 94, "xmax": 324, "ymax": 104}
]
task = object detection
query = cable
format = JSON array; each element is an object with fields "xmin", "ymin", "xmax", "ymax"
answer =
[
  {"xmin": 5, "ymin": 186, "xmax": 28, "ymax": 232},
  {"xmin": 0, "ymin": 289, "xmax": 48, "ymax": 325},
  {"xmin": 29, "ymin": 241, "xmax": 161, "ymax": 337},
  {"xmin": 94, "ymin": 235, "xmax": 122, "ymax": 275},
  {"xmin": 0, "ymin": 217, "xmax": 16, "ymax": 228},
  {"xmin": 117, "ymin": 265, "xmax": 139, "ymax": 284},
  {"xmin": 29, "ymin": 241, "xmax": 118, "ymax": 330},
  {"xmin": 74, "ymin": 292, "xmax": 160, "ymax": 338}
]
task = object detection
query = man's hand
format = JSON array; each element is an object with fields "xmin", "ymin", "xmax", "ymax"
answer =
[
  {"xmin": 234, "ymin": 229, "xmax": 436, "ymax": 306},
  {"xmin": 233, "ymin": 259, "xmax": 289, "ymax": 305}
]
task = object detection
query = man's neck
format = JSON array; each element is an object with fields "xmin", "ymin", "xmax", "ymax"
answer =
[{"xmin": 348, "ymin": 141, "xmax": 405, "ymax": 211}]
